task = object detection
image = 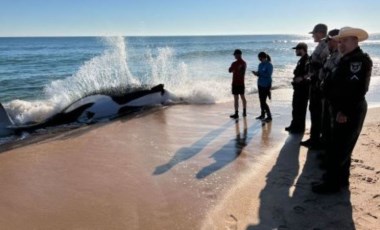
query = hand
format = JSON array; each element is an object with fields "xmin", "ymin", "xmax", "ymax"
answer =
[
  {"xmin": 336, "ymin": 112, "xmax": 348, "ymax": 124},
  {"xmin": 294, "ymin": 77, "xmax": 303, "ymax": 83}
]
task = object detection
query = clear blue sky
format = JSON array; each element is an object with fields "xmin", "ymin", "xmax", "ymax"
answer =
[{"xmin": 1, "ymin": 0, "xmax": 379, "ymax": 36}]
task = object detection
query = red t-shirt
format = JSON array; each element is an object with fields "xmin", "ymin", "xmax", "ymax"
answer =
[{"xmin": 229, "ymin": 58, "xmax": 246, "ymax": 86}]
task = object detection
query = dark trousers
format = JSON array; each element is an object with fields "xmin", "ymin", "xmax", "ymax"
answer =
[
  {"xmin": 258, "ymin": 86, "xmax": 271, "ymax": 117},
  {"xmin": 324, "ymin": 100, "xmax": 367, "ymax": 185},
  {"xmin": 321, "ymin": 98, "xmax": 333, "ymax": 145},
  {"xmin": 309, "ymin": 85, "xmax": 323, "ymax": 143},
  {"xmin": 290, "ymin": 83, "xmax": 309, "ymax": 130}
]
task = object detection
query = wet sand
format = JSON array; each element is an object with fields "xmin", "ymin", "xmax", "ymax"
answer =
[{"xmin": 0, "ymin": 89, "xmax": 378, "ymax": 230}]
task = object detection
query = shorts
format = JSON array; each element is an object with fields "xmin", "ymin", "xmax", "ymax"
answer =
[{"xmin": 232, "ymin": 84, "xmax": 245, "ymax": 95}]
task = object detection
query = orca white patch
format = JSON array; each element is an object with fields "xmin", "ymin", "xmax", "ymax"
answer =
[{"xmin": 350, "ymin": 62, "xmax": 362, "ymax": 73}]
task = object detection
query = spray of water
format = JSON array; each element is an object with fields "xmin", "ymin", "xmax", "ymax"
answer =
[
  {"xmin": 6, "ymin": 37, "xmax": 138, "ymax": 124},
  {"xmin": 5, "ymin": 36, "xmax": 232, "ymax": 125}
]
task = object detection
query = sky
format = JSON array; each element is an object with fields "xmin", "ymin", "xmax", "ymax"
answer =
[{"xmin": 1, "ymin": 0, "xmax": 379, "ymax": 36}]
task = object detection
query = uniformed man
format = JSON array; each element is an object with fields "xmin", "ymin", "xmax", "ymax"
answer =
[
  {"xmin": 312, "ymin": 27, "xmax": 372, "ymax": 194},
  {"xmin": 300, "ymin": 24, "xmax": 330, "ymax": 149},
  {"xmin": 285, "ymin": 42, "xmax": 310, "ymax": 133},
  {"xmin": 320, "ymin": 29, "xmax": 341, "ymax": 149}
]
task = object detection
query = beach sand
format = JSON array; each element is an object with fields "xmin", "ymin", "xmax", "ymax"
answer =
[{"xmin": 0, "ymin": 89, "xmax": 378, "ymax": 230}]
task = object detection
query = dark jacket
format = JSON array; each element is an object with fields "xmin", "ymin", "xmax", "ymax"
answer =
[
  {"xmin": 293, "ymin": 54, "xmax": 309, "ymax": 85},
  {"xmin": 330, "ymin": 47, "xmax": 372, "ymax": 116}
]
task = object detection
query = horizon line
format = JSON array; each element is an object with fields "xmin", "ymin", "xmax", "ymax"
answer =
[{"xmin": 1, "ymin": 32, "xmax": 379, "ymax": 38}]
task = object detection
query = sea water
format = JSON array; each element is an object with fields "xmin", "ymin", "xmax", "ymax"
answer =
[{"xmin": 0, "ymin": 35, "xmax": 379, "ymax": 126}]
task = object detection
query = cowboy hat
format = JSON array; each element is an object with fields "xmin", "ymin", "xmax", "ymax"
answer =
[{"xmin": 332, "ymin": 26, "xmax": 369, "ymax": 42}]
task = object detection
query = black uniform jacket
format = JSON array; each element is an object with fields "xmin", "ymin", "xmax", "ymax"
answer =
[{"xmin": 329, "ymin": 47, "xmax": 372, "ymax": 116}]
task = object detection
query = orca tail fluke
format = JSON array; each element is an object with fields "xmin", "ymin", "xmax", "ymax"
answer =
[{"xmin": 0, "ymin": 103, "xmax": 14, "ymax": 137}]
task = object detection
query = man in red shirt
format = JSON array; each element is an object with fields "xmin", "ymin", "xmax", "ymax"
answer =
[{"xmin": 229, "ymin": 49, "xmax": 247, "ymax": 119}]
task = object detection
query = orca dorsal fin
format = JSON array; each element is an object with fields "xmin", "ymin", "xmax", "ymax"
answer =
[{"xmin": 151, "ymin": 84, "xmax": 165, "ymax": 95}]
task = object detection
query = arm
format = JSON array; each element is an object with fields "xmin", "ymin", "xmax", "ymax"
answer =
[{"xmin": 229, "ymin": 62, "xmax": 235, "ymax": 73}]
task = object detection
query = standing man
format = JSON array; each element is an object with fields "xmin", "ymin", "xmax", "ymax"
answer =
[
  {"xmin": 285, "ymin": 42, "xmax": 310, "ymax": 133},
  {"xmin": 229, "ymin": 49, "xmax": 247, "ymax": 119},
  {"xmin": 312, "ymin": 27, "xmax": 372, "ymax": 194},
  {"xmin": 320, "ymin": 29, "xmax": 341, "ymax": 148},
  {"xmin": 300, "ymin": 23, "xmax": 330, "ymax": 149}
]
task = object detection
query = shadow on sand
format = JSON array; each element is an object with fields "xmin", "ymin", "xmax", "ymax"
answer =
[
  {"xmin": 153, "ymin": 120, "xmax": 236, "ymax": 175},
  {"xmin": 196, "ymin": 118, "xmax": 264, "ymax": 179},
  {"xmin": 246, "ymin": 134, "xmax": 355, "ymax": 230},
  {"xmin": 153, "ymin": 117, "xmax": 270, "ymax": 178}
]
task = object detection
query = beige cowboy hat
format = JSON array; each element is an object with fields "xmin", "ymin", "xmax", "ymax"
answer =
[{"xmin": 332, "ymin": 26, "xmax": 369, "ymax": 42}]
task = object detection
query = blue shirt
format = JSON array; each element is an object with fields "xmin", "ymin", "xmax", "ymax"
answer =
[{"xmin": 256, "ymin": 61, "xmax": 273, "ymax": 87}]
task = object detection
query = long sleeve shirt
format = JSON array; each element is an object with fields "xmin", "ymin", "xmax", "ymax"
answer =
[
  {"xmin": 256, "ymin": 61, "xmax": 273, "ymax": 87},
  {"xmin": 330, "ymin": 47, "xmax": 372, "ymax": 116}
]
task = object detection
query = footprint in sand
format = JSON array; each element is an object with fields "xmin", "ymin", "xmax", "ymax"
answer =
[
  {"xmin": 354, "ymin": 163, "xmax": 375, "ymax": 171},
  {"xmin": 225, "ymin": 214, "xmax": 238, "ymax": 230},
  {"xmin": 361, "ymin": 176, "xmax": 378, "ymax": 184},
  {"xmin": 352, "ymin": 159, "xmax": 364, "ymax": 164}
]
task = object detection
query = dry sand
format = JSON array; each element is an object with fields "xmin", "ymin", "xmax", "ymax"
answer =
[
  {"xmin": 0, "ymin": 90, "xmax": 378, "ymax": 230},
  {"xmin": 203, "ymin": 107, "xmax": 380, "ymax": 230}
]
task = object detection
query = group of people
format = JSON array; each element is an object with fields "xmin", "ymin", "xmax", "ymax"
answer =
[
  {"xmin": 229, "ymin": 24, "xmax": 373, "ymax": 194},
  {"xmin": 228, "ymin": 49, "xmax": 273, "ymax": 122}
]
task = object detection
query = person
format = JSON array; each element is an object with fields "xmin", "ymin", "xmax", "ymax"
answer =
[
  {"xmin": 300, "ymin": 23, "xmax": 330, "ymax": 149},
  {"xmin": 312, "ymin": 27, "xmax": 372, "ymax": 194},
  {"xmin": 229, "ymin": 49, "xmax": 247, "ymax": 119},
  {"xmin": 285, "ymin": 42, "xmax": 310, "ymax": 133},
  {"xmin": 319, "ymin": 29, "xmax": 341, "ymax": 148},
  {"xmin": 252, "ymin": 52, "xmax": 273, "ymax": 122}
]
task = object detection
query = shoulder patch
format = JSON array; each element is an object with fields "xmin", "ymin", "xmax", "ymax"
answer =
[{"xmin": 350, "ymin": 62, "xmax": 362, "ymax": 73}]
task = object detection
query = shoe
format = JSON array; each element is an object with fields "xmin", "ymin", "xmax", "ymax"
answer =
[
  {"xmin": 242, "ymin": 111, "xmax": 247, "ymax": 117},
  {"xmin": 230, "ymin": 114, "xmax": 239, "ymax": 119},
  {"xmin": 312, "ymin": 182, "xmax": 340, "ymax": 194},
  {"xmin": 289, "ymin": 128, "xmax": 305, "ymax": 134},
  {"xmin": 256, "ymin": 115, "xmax": 265, "ymax": 120},
  {"xmin": 300, "ymin": 139, "xmax": 312, "ymax": 147},
  {"xmin": 285, "ymin": 126, "xmax": 293, "ymax": 131},
  {"xmin": 263, "ymin": 117, "xmax": 272, "ymax": 122}
]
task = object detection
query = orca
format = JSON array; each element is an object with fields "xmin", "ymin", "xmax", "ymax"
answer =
[{"xmin": 0, "ymin": 84, "xmax": 172, "ymax": 137}]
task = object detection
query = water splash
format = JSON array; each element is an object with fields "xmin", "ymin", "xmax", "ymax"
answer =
[
  {"xmin": 6, "ymin": 36, "xmax": 138, "ymax": 124},
  {"xmin": 4, "ymin": 36, "xmax": 232, "ymax": 124},
  {"xmin": 143, "ymin": 46, "xmax": 231, "ymax": 104}
]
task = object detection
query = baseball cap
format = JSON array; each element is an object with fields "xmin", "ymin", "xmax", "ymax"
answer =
[
  {"xmin": 325, "ymin": 29, "xmax": 340, "ymax": 41},
  {"xmin": 309, "ymin": 23, "xmax": 328, "ymax": 34},
  {"xmin": 292, "ymin": 42, "xmax": 308, "ymax": 51}
]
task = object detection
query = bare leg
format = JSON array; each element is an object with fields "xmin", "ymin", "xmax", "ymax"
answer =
[
  {"xmin": 234, "ymin": 95, "xmax": 239, "ymax": 111},
  {"xmin": 240, "ymin": 94, "xmax": 247, "ymax": 110},
  {"xmin": 230, "ymin": 95, "xmax": 240, "ymax": 118}
]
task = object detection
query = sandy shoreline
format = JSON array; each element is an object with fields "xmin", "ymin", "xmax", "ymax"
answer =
[
  {"xmin": 203, "ymin": 106, "xmax": 380, "ymax": 230},
  {"xmin": 0, "ymin": 89, "xmax": 378, "ymax": 230}
]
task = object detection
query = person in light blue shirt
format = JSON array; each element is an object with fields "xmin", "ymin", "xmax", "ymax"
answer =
[{"xmin": 252, "ymin": 52, "xmax": 273, "ymax": 122}]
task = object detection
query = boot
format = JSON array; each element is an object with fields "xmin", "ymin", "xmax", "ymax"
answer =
[{"xmin": 230, "ymin": 111, "xmax": 239, "ymax": 119}]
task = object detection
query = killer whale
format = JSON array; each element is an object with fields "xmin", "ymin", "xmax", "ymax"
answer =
[{"xmin": 0, "ymin": 84, "xmax": 171, "ymax": 137}]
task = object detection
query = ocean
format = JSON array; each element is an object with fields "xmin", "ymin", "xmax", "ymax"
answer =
[{"xmin": 0, "ymin": 35, "xmax": 379, "ymax": 128}]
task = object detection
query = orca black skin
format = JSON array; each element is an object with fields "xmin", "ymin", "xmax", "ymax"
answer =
[{"xmin": 0, "ymin": 84, "xmax": 171, "ymax": 136}]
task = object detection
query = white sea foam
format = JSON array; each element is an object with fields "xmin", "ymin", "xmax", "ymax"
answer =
[
  {"xmin": 4, "ymin": 36, "xmax": 234, "ymax": 124},
  {"xmin": 3, "ymin": 36, "xmax": 298, "ymax": 125}
]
